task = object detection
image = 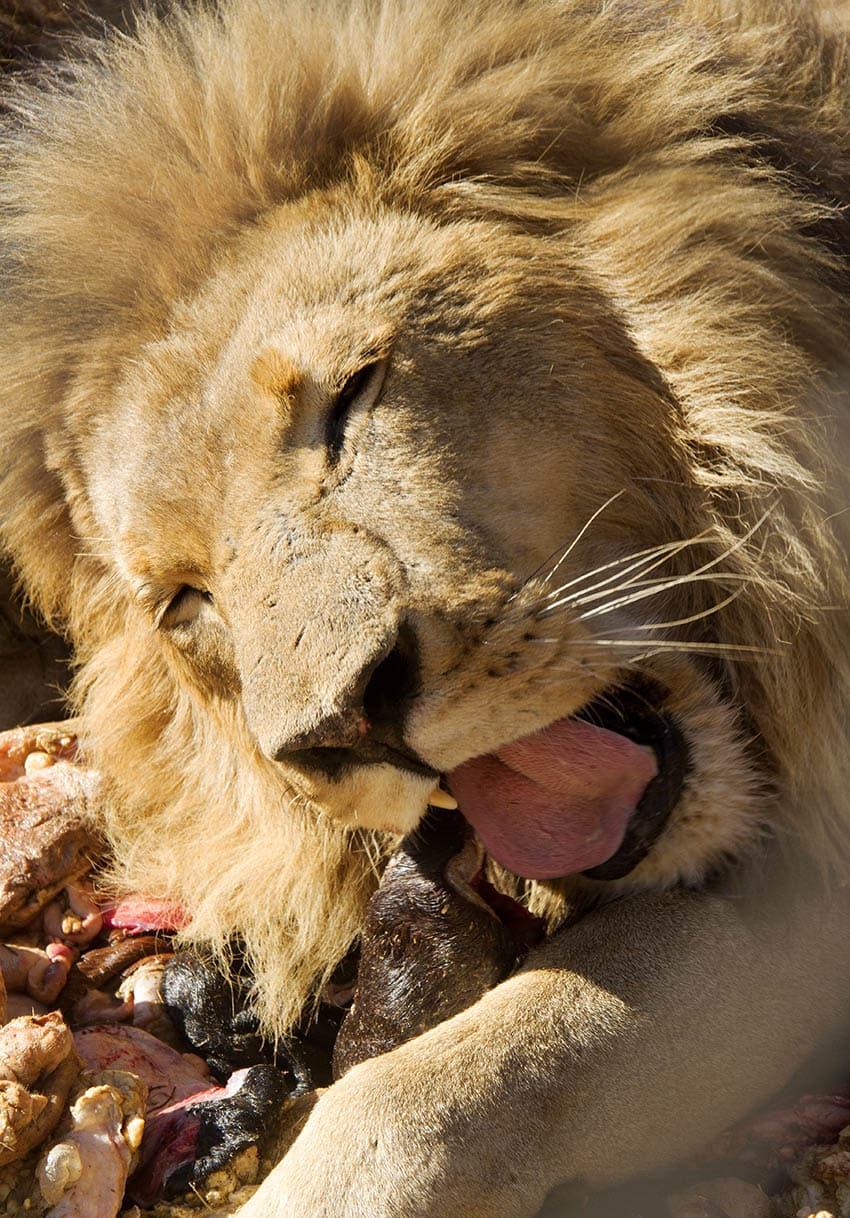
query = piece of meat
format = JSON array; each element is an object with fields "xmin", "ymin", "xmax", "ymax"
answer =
[
  {"xmin": 74, "ymin": 1025, "xmax": 211, "ymax": 1106},
  {"xmin": 1, "ymin": 943, "xmax": 73, "ymax": 1005},
  {"xmin": 0, "ymin": 727, "xmax": 103, "ymax": 931},
  {"xmin": 75, "ymin": 1022, "xmax": 213, "ymax": 1186},
  {"xmin": 0, "ymin": 725, "xmax": 78, "ymax": 785},
  {"xmin": 60, "ymin": 969, "xmax": 133, "ymax": 1028},
  {"xmin": 35, "ymin": 1068, "xmax": 147, "ymax": 1217},
  {"xmin": 333, "ymin": 809, "xmax": 537, "ymax": 1077},
  {"xmin": 78, "ymin": 936, "xmax": 168, "ymax": 987},
  {"xmin": 71, "ymin": 1021, "xmax": 287, "ymax": 1206},
  {"xmin": 0, "ymin": 1012, "xmax": 72, "ymax": 1086},
  {"xmin": 100, "ymin": 897, "xmax": 187, "ymax": 936},
  {"xmin": 0, "ymin": 1014, "xmax": 79, "ymax": 1166}
]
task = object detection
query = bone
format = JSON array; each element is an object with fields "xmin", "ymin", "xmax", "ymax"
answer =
[
  {"xmin": 36, "ymin": 1069, "xmax": 147, "ymax": 1217},
  {"xmin": 116, "ymin": 954, "xmax": 176, "ymax": 1042}
]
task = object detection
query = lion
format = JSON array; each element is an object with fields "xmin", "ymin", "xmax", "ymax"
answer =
[{"xmin": 1, "ymin": 0, "xmax": 850, "ymax": 1213}]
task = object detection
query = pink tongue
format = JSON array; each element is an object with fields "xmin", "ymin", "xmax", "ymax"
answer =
[{"xmin": 447, "ymin": 717, "xmax": 658, "ymax": 880}]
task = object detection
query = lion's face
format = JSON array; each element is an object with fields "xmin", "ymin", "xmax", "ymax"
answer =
[{"xmin": 76, "ymin": 193, "xmax": 758, "ymax": 888}]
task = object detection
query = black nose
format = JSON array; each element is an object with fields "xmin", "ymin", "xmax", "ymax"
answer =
[
  {"xmin": 270, "ymin": 624, "xmax": 419, "ymax": 759},
  {"xmin": 362, "ymin": 628, "xmax": 419, "ymax": 732}
]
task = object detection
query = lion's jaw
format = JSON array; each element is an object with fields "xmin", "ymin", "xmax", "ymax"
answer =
[{"xmin": 78, "ymin": 196, "xmax": 763, "ymax": 890}]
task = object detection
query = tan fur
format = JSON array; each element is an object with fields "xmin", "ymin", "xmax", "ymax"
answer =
[{"xmin": 1, "ymin": 0, "xmax": 850, "ymax": 1210}]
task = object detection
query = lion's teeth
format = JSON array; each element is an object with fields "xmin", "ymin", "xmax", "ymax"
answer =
[{"xmin": 428, "ymin": 786, "xmax": 458, "ymax": 810}]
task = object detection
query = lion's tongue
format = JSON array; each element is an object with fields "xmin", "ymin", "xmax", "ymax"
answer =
[{"xmin": 447, "ymin": 718, "xmax": 658, "ymax": 880}]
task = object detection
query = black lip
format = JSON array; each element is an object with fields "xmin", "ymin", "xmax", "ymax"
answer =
[
  {"xmin": 288, "ymin": 741, "xmax": 437, "ymax": 783},
  {"xmin": 576, "ymin": 679, "xmax": 691, "ymax": 881}
]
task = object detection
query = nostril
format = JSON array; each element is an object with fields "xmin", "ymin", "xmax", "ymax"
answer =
[{"xmin": 362, "ymin": 626, "xmax": 419, "ymax": 729}]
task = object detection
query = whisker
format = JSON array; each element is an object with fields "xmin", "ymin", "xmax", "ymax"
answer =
[
  {"xmin": 539, "ymin": 530, "xmax": 715, "ymax": 605},
  {"xmin": 539, "ymin": 507, "xmax": 771, "ymax": 615},
  {"xmin": 573, "ymin": 511, "xmax": 773, "ymax": 622},
  {"xmin": 623, "ymin": 588, "xmax": 745, "ymax": 631},
  {"xmin": 541, "ymin": 570, "xmax": 754, "ymax": 617},
  {"xmin": 565, "ymin": 637, "xmax": 779, "ymax": 656},
  {"xmin": 541, "ymin": 489, "xmax": 626, "ymax": 586}
]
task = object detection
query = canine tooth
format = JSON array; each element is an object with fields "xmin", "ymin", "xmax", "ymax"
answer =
[{"xmin": 428, "ymin": 786, "xmax": 458, "ymax": 810}]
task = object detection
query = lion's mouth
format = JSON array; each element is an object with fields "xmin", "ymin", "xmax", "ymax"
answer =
[{"xmin": 447, "ymin": 682, "xmax": 690, "ymax": 882}]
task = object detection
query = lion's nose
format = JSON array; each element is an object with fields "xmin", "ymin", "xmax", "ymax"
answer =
[
  {"xmin": 228, "ymin": 521, "xmax": 411, "ymax": 764},
  {"xmin": 267, "ymin": 630, "xmax": 419, "ymax": 760}
]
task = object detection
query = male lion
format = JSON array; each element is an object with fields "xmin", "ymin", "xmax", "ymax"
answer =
[{"xmin": 1, "ymin": 0, "xmax": 850, "ymax": 1214}]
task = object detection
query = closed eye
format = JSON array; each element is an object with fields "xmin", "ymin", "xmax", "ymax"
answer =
[
  {"xmin": 158, "ymin": 585, "xmax": 212, "ymax": 629},
  {"xmin": 325, "ymin": 359, "xmax": 388, "ymax": 462}
]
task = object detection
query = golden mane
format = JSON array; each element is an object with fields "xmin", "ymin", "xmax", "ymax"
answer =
[{"xmin": 1, "ymin": 0, "xmax": 849, "ymax": 1033}]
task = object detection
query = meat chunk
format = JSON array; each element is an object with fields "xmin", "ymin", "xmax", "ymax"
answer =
[
  {"xmin": 74, "ymin": 1024, "xmax": 212, "ymax": 1117},
  {"xmin": 0, "ymin": 725, "xmax": 103, "ymax": 931},
  {"xmin": 0, "ymin": 1014, "xmax": 80, "ymax": 1166},
  {"xmin": 0, "ymin": 724, "xmax": 78, "ymax": 784},
  {"xmin": 0, "ymin": 1012, "xmax": 73, "ymax": 1088},
  {"xmin": 1, "ymin": 943, "xmax": 73, "ymax": 1005},
  {"xmin": 78, "ymin": 936, "xmax": 167, "ymax": 987},
  {"xmin": 72, "ymin": 1024, "xmax": 290, "ymax": 1207}
]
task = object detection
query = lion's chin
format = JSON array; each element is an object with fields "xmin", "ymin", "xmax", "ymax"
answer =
[{"xmin": 289, "ymin": 762, "xmax": 438, "ymax": 837}]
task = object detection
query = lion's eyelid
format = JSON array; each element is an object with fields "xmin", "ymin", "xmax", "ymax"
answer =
[
  {"xmin": 325, "ymin": 357, "xmax": 389, "ymax": 461},
  {"xmin": 158, "ymin": 585, "xmax": 212, "ymax": 629}
]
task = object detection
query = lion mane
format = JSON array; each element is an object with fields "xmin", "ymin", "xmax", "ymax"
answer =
[{"xmin": 1, "ymin": 0, "xmax": 849, "ymax": 1034}]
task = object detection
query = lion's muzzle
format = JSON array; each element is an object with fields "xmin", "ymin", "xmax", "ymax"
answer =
[{"xmin": 227, "ymin": 523, "xmax": 408, "ymax": 762}]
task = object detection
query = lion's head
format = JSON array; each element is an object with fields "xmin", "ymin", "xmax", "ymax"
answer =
[{"xmin": 1, "ymin": 0, "xmax": 849, "ymax": 1032}]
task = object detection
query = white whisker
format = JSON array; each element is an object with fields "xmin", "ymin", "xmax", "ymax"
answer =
[
  {"xmin": 624, "ymin": 588, "xmax": 745, "ymax": 631},
  {"xmin": 566, "ymin": 637, "xmax": 779, "ymax": 656},
  {"xmin": 540, "ymin": 529, "xmax": 715, "ymax": 605},
  {"xmin": 541, "ymin": 570, "xmax": 754, "ymax": 617},
  {"xmin": 540, "ymin": 507, "xmax": 771, "ymax": 618},
  {"xmin": 573, "ymin": 510, "xmax": 772, "ymax": 621},
  {"xmin": 542, "ymin": 489, "xmax": 626, "ymax": 586}
]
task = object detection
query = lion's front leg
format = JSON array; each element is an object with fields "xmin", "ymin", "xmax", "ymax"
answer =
[{"xmin": 239, "ymin": 879, "xmax": 850, "ymax": 1218}]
